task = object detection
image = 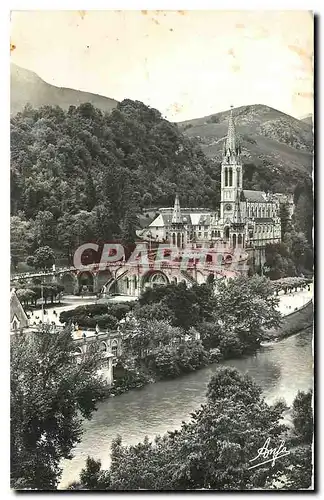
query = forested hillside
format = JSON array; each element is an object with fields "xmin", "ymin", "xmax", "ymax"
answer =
[
  {"xmin": 10, "ymin": 99, "xmax": 313, "ymax": 271},
  {"xmin": 10, "ymin": 100, "xmax": 220, "ymax": 268}
]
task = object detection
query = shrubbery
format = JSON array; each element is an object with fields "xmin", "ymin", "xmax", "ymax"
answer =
[{"xmin": 59, "ymin": 302, "xmax": 133, "ymax": 328}]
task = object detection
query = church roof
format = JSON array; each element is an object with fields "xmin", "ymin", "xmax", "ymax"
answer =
[
  {"xmin": 243, "ymin": 190, "xmax": 267, "ymax": 202},
  {"xmin": 149, "ymin": 210, "xmax": 211, "ymax": 228},
  {"xmin": 10, "ymin": 289, "xmax": 29, "ymax": 328}
]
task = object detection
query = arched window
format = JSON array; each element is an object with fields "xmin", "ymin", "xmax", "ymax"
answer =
[
  {"xmin": 238, "ymin": 234, "xmax": 242, "ymax": 246},
  {"xmin": 111, "ymin": 340, "xmax": 118, "ymax": 357},
  {"xmin": 232, "ymin": 234, "xmax": 237, "ymax": 247},
  {"xmin": 100, "ymin": 342, "xmax": 107, "ymax": 352},
  {"xmin": 229, "ymin": 168, "xmax": 233, "ymax": 186},
  {"xmin": 172, "ymin": 233, "xmax": 176, "ymax": 246},
  {"xmin": 126, "ymin": 277, "xmax": 129, "ymax": 289},
  {"xmin": 225, "ymin": 168, "xmax": 228, "ymax": 187},
  {"xmin": 134, "ymin": 275, "xmax": 137, "ymax": 289},
  {"xmin": 262, "ymin": 207, "xmax": 265, "ymax": 218}
]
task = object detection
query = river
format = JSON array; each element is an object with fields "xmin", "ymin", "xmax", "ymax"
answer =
[{"xmin": 60, "ymin": 327, "xmax": 313, "ymax": 488}]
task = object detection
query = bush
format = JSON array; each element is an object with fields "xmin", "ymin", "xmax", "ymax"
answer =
[
  {"xmin": 111, "ymin": 368, "xmax": 152, "ymax": 395},
  {"xmin": 148, "ymin": 341, "xmax": 210, "ymax": 380},
  {"xmin": 106, "ymin": 303, "xmax": 133, "ymax": 321},
  {"xmin": 218, "ymin": 331, "xmax": 243, "ymax": 359}
]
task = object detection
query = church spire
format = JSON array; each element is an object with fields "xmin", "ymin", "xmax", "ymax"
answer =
[
  {"xmin": 224, "ymin": 106, "xmax": 240, "ymax": 156},
  {"xmin": 172, "ymin": 193, "xmax": 182, "ymax": 224},
  {"xmin": 233, "ymin": 191, "xmax": 242, "ymax": 224}
]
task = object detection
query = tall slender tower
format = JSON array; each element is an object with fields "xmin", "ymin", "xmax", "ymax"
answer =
[
  {"xmin": 170, "ymin": 194, "xmax": 185, "ymax": 248},
  {"xmin": 220, "ymin": 106, "xmax": 243, "ymax": 223}
]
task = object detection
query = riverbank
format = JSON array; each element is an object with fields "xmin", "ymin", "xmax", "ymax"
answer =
[
  {"xmin": 59, "ymin": 328, "xmax": 313, "ymax": 489},
  {"xmin": 264, "ymin": 299, "xmax": 313, "ymax": 341}
]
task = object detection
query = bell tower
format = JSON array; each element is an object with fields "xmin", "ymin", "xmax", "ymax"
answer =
[{"xmin": 220, "ymin": 106, "xmax": 243, "ymax": 223}]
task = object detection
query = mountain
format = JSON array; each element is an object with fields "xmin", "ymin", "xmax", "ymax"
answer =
[
  {"xmin": 300, "ymin": 113, "xmax": 313, "ymax": 126},
  {"xmin": 178, "ymin": 104, "xmax": 313, "ymax": 192},
  {"xmin": 10, "ymin": 63, "xmax": 118, "ymax": 116}
]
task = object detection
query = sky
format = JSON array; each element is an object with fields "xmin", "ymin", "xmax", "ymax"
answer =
[{"xmin": 10, "ymin": 10, "xmax": 313, "ymax": 121}]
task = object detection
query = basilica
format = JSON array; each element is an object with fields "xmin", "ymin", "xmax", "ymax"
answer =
[{"xmin": 139, "ymin": 108, "xmax": 293, "ymax": 269}]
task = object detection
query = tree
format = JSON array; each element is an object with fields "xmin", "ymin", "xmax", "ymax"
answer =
[
  {"xmin": 139, "ymin": 282, "xmax": 215, "ymax": 330},
  {"xmin": 279, "ymin": 203, "xmax": 291, "ymax": 240},
  {"xmin": 284, "ymin": 231, "xmax": 313, "ymax": 274},
  {"xmin": 293, "ymin": 185, "xmax": 313, "ymax": 245},
  {"xmin": 76, "ymin": 368, "xmax": 290, "ymax": 490},
  {"xmin": 11, "ymin": 327, "xmax": 107, "ymax": 490},
  {"xmin": 68, "ymin": 457, "xmax": 111, "ymax": 490},
  {"xmin": 27, "ymin": 246, "xmax": 55, "ymax": 271},
  {"xmin": 142, "ymin": 192, "xmax": 153, "ymax": 208},
  {"xmin": 10, "ymin": 214, "xmax": 35, "ymax": 269},
  {"xmin": 34, "ymin": 210, "xmax": 56, "ymax": 247},
  {"xmin": 291, "ymin": 390, "xmax": 313, "ymax": 445},
  {"xmin": 213, "ymin": 275, "xmax": 282, "ymax": 351},
  {"xmin": 264, "ymin": 242, "xmax": 297, "ymax": 280}
]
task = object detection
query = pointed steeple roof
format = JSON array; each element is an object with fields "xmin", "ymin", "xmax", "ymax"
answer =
[
  {"xmin": 233, "ymin": 191, "xmax": 242, "ymax": 224},
  {"xmin": 224, "ymin": 106, "xmax": 240, "ymax": 156},
  {"xmin": 172, "ymin": 194, "xmax": 182, "ymax": 224}
]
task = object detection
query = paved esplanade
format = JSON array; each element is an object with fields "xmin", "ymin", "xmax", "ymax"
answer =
[
  {"xmin": 29, "ymin": 283, "xmax": 313, "ymax": 327},
  {"xmin": 276, "ymin": 282, "xmax": 313, "ymax": 316}
]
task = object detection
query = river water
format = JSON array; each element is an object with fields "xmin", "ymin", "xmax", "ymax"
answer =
[{"xmin": 60, "ymin": 327, "xmax": 313, "ymax": 488}]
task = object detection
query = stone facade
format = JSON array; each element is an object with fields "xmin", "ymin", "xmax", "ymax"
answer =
[{"xmin": 140, "ymin": 108, "xmax": 287, "ymax": 269}]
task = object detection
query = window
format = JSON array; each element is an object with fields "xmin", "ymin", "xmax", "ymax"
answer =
[
  {"xmin": 225, "ymin": 168, "xmax": 228, "ymax": 187},
  {"xmin": 100, "ymin": 342, "xmax": 107, "ymax": 352},
  {"xmin": 229, "ymin": 168, "xmax": 233, "ymax": 186},
  {"xmin": 111, "ymin": 340, "xmax": 118, "ymax": 357},
  {"xmin": 204, "ymin": 232, "xmax": 208, "ymax": 239}
]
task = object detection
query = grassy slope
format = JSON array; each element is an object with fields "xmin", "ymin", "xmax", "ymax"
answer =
[{"xmin": 178, "ymin": 104, "xmax": 313, "ymax": 188}]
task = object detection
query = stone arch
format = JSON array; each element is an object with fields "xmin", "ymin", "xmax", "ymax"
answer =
[
  {"xmin": 60, "ymin": 272, "xmax": 77, "ymax": 294},
  {"xmin": 141, "ymin": 270, "xmax": 169, "ymax": 289},
  {"xmin": 78, "ymin": 271, "xmax": 94, "ymax": 294},
  {"xmin": 100, "ymin": 341, "xmax": 108, "ymax": 352},
  {"xmin": 111, "ymin": 339, "xmax": 118, "ymax": 357},
  {"xmin": 96, "ymin": 269, "xmax": 113, "ymax": 291}
]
